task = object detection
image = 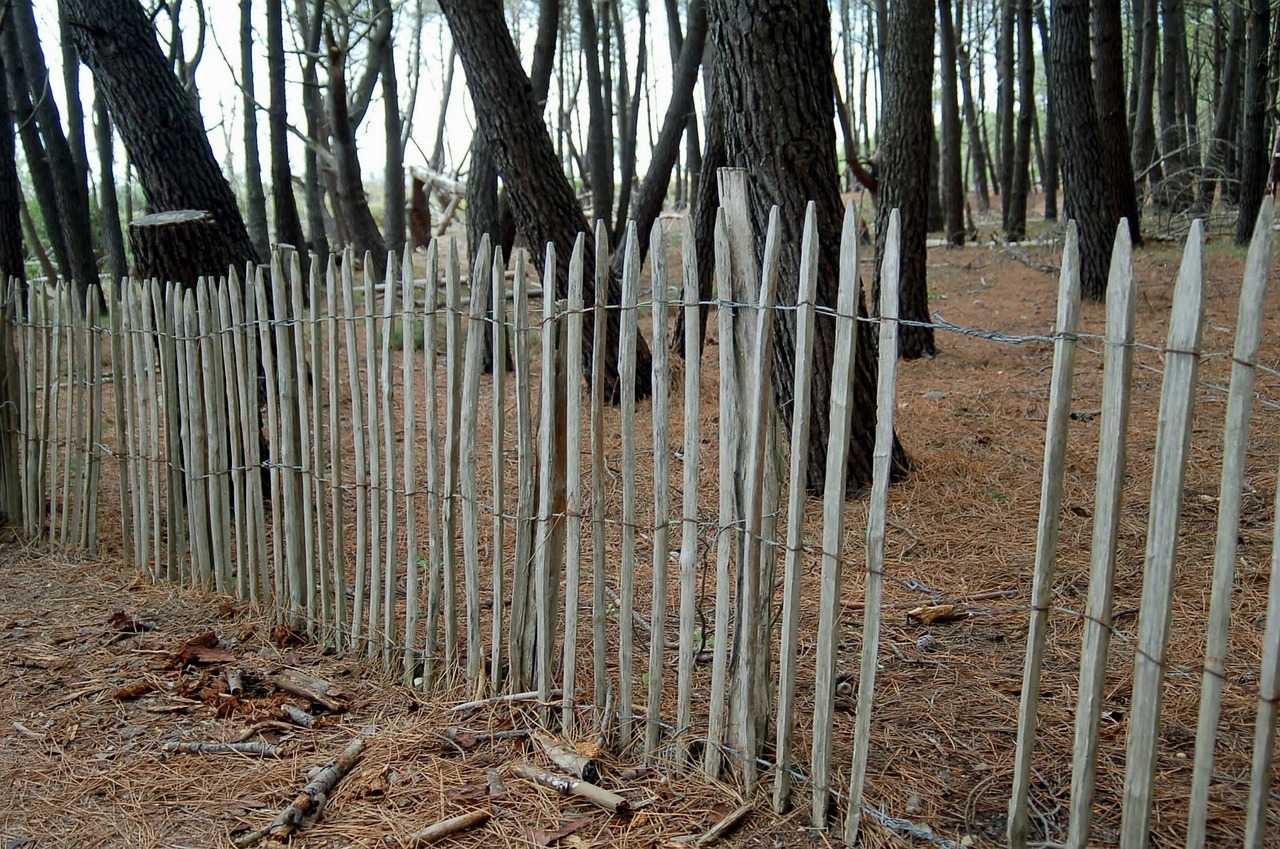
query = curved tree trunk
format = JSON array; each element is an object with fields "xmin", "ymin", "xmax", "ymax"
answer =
[
  {"xmin": 93, "ymin": 91, "xmax": 126, "ymax": 286},
  {"xmin": 326, "ymin": 30, "xmax": 386, "ymax": 275},
  {"xmin": 295, "ymin": 0, "xmax": 331, "ymax": 260},
  {"xmin": 711, "ymin": 0, "xmax": 909, "ymax": 490},
  {"xmin": 268, "ymin": 0, "xmax": 309, "ymax": 264},
  {"xmin": 438, "ymin": 0, "xmax": 653, "ymax": 399},
  {"xmin": 12, "ymin": 0, "xmax": 97, "ymax": 290},
  {"xmin": 60, "ymin": 0, "xmax": 258, "ymax": 280},
  {"xmin": 378, "ymin": 0, "xmax": 404, "ymax": 256},
  {"xmin": 1050, "ymin": 0, "xmax": 1119, "ymax": 300},
  {"xmin": 877, "ymin": 0, "xmax": 936, "ymax": 359},
  {"xmin": 579, "ymin": 0, "xmax": 612, "ymax": 224}
]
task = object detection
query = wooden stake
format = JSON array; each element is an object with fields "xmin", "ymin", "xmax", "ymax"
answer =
[
  {"xmin": 590, "ymin": 223, "xmax": 609, "ymax": 715},
  {"xmin": 490, "ymin": 245, "xmax": 508, "ymax": 692},
  {"xmin": 509, "ymin": 248, "xmax": 535, "ymax": 689},
  {"xmin": 340, "ymin": 250, "xmax": 368, "ymax": 644},
  {"xmin": 645, "ymin": 220, "xmax": 671, "ymax": 758},
  {"xmin": 459, "ymin": 236, "xmax": 491, "ymax": 686},
  {"xmin": 535, "ymin": 244, "xmax": 560, "ymax": 719},
  {"xmin": 441, "ymin": 240, "xmax": 464, "ymax": 671},
  {"xmin": 402, "ymin": 244, "xmax": 421, "ymax": 682},
  {"xmin": 379, "ymin": 252, "xmax": 399, "ymax": 667},
  {"xmin": 561, "ymin": 234, "xmax": 586, "ymax": 729},
  {"xmin": 421, "ymin": 241, "xmax": 442, "ymax": 681},
  {"xmin": 325, "ymin": 255, "xmax": 346, "ymax": 649},
  {"xmin": 617, "ymin": 224, "xmax": 639, "ymax": 746}
]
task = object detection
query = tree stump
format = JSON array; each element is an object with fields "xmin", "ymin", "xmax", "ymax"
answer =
[
  {"xmin": 128, "ymin": 210, "xmax": 224, "ymax": 287},
  {"xmin": 409, "ymin": 175, "xmax": 432, "ymax": 249}
]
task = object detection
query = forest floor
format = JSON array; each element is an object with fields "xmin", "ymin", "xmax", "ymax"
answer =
[{"xmin": 1, "ymin": 202, "xmax": 1279, "ymax": 848}]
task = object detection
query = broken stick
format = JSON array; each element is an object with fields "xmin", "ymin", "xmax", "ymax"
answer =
[
  {"xmin": 532, "ymin": 730, "xmax": 600, "ymax": 782},
  {"xmin": 267, "ymin": 669, "xmax": 348, "ymax": 713},
  {"xmin": 406, "ymin": 809, "xmax": 490, "ymax": 846},
  {"xmin": 225, "ymin": 668, "xmax": 244, "ymax": 696},
  {"xmin": 279, "ymin": 703, "xmax": 316, "ymax": 728},
  {"xmin": 449, "ymin": 689, "xmax": 561, "ymax": 713},
  {"xmin": 512, "ymin": 762, "xmax": 629, "ymax": 815},
  {"xmin": 162, "ymin": 740, "xmax": 281, "ymax": 757},
  {"xmin": 232, "ymin": 735, "xmax": 366, "ymax": 847}
]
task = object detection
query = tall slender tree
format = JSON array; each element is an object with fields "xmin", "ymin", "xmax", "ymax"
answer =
[
  {"xmin": 996, "ymin": 0, "xmax": 1016, "ymax": 221},
  {"xmin": 1198, "ymin": 0, "xmax": 1245, "ymax": 210},
  {"xmin": 1006, "ymin": 0, "xmax": 1033, "ymax": 240},
  {"xmin": 240, "ymin": 0, "xmax": 270, "ymax": 259},
  {"xmin": 93, "ymin": 90, "xmax": 126, "ymax": 286},
  {"xmin": 267, "ymin": 0, "xmax": 307, "ymax": 260},
  {"xmin": 938, "ymin": 0, "xmax": 964, "ymax": 245},
  {"xmin": 1093, "ymin": 0, "xmax": 1141, "ymax": 242},
  {"xmin": 0, "ymin": 45, "xmax": 24, "ymax": 289},
  {"xmin": 1050, "ymin": 0, "xmax": 1119, "ymax": 299},
  {"xmin": 1234, "ymin": 0, "xmax": 1270, "ymax": 244}
]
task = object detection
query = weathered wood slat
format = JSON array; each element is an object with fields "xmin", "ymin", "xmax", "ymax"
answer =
[
  {"xmin": 402, "ymin": 245, "xmax": 420, "ymax": 682},
  {"xmin": 291, "ymin": 255, "xmax": 318, "ymax": 635},
  {"xmin": 364, "ymin": 254, "xmax": 384, "ymax": 656},
  {"xmin": 272, "ymin": 254, "xmax": 305, "ymax": 626},
  {"xmin": 589, "ymin": 223, "xmax": 609, "ymax": 715},
  {"xmin": 154, "ymin": 281, "xmax": 183, "ymax": 577},
  {"xmin": 83, "ymin": 285, "xmax": 104, "ymax": 553},
  {"xmin": 227, "ymin": 270, "xmax": 261, "ymax": 605},
  {"xmin": 240, "ymin": 268, "xmax": 270, "ymax": 604},
  {"xmin": 809, "ymin": 204, "xmax": 863, "ymax": 827},
  {"xmin": 441, "ymin": 241, "xmax": 464, "ymax": 670},
  {"xmin": 1007, "ymin": 221, "xmax": 1084, "ymax": 849},
  {"xmin": 255, "ymin": 265, "xmax": 285, "ymax": 616},
  {"xmin": 1118, "ymin": 220, "xmax": 1206, "ymax": 849},
  {"xmin": 843, "ymin": 209, "xmax": 903, "ymax": 845},
  {"xmin": 1244, "ymin": 432, "xmax": 1280, "ymax": 849},
  {"xmin": 309, "ymin": 258, "xmax": 331, "ymax": 639},
  {"xmin": 197, "ymin": 279, "xmax": 231, "ymax": 592},
  {"xmin": 509, "ymin": 248, "xmax": 535, "ymax": 689},
  {"xmin": 490, "ymin": 245, "xmax": 508, "ymax": 692},
  {"xmin": 771, "ymin": 203, "xmax": 821, "ymax": 812},
  {"xmin": 340, "ymin": 251, "xmax": 368, "ymax": 643},
  {"xmin": 421, "ymin": 241, "xmax": 442, "ymax": 681},
  {"xmin": 617, "ymin": 224, "xmax": 640, "ymax": 746},
  {"xmin": 1064, "ymin": 221, "xmax": 1137, "ymax": 849},
  {"xmin": 561, "ymin": 234, "xmax": 586, "ymax": 729},
  {"xmin": 675, "ymin": 215, "xmax": 701, "ymax": 762},
  {"xmin": 182, "ymin": 287, "xmax": 213, "ymax": 589},
  {"xmin": 379, "ymin": 253, "xmax": 399, "ymax": 667},
  {"xmin": 459, "ymin": 235, "xmax": 492, "ymax": 686},
  {"xmin": 535, "ymin": 243, "xmax": 561, "ymax": 720},
  {"xmin": 325, "ymin": 255, "xmax": 347, "ymax": 650},
  {"xmin": 645, "ymin": 221, "xmax": 671, "ymax": 758},
  {"xmin": 216, "ymin": 278, "xmax": 247, "ymax": 597}
]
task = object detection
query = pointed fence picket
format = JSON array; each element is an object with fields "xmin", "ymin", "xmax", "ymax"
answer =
[{"xmin": 1, "ymin": 197, "xmax": 1276, "ymax": 849}]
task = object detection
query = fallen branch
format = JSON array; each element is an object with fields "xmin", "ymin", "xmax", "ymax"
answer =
[
  {"xmin": 450, "ymin": 689, "xmax": 561, "ymax": 713},
  {"xmin": 268, "ymin": 669, "xmax": 348, "ymax": 713},
  {"xmin": 405, "ymin": 809, "xmax": 490, "ymax": 846},
  {"xmin": 511, "ymin": 762, "xmax": 629, "ymax": 815},
  {"xmin": 279, "ymin": 704, "xmax": 316, "ymax": 728},
  {"xmin": 162, "ymin": 740, "xmax": 281, "ymax": 757},
  {"xmin": 692, "ymin": 803, "xmax": 751, "ymax": 846},
  {"xmin": 532, "ymin": 730, "xmax": 600, "ymax": 782},
  {"xmin": 232, "ymin": 735, "xmax": 367, "ymax": 847},
  {"xmin": 225, "ymin": 668, "xmax": 244, "ymax": 696}
]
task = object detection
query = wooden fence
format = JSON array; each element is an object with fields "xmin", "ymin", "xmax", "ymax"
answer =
[{"xmin": 0, "ymin": 188, "xmax": 1275, "ymax": 848}]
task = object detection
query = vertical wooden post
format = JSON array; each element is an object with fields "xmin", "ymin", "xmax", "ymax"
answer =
[
  {"xmin": 843, "ymin": 209, "xmax": 904, "ymax": 845},
  {"xmin": 589, "ymin": 224, "xmax": 609, "ymax": 716},
  {"xmin": 183, "ymin": 288, "xmax": 213, "ymax": 588},
  {"xmin": 255, "ymin": 265, "xmax": 285, "ymax": 617},
  {"xmin": 420, "ymin": 241, "xmax": 441, "ymax": 680},
  {"xmin": 616, "ymin": 224, "xmax": 640, "ymax": 746},
  {"xmin": 675, "ymin": 216, "xmax": 702, "ymax": 761},
  {"xmin": 509, "ymin": 249, "xmax": 535, "ymax": 689},
  {"xmin": 442, "ymin": 241, "xmax": 464, "ymax": 672},
  {"xmin": 1118, "ymin": 221, "xmax": 1205, "ymax": 849},
  {"xmin": 309, "ymin": 257, "xmax": 331, "ymax": 639},
  {"xmin": 226, "ymin": 270, "xmax": 261, "ymax": 605},
  {"xmin": 1187, "ymin": 197, "xmax": 1273, "ymax": 849},
  {"xmin": 535, "ymin": 244, "xmax": 561, "ymax": 720},
  {"xmin": 459, "ymin": 236, "xmax": 492, "ymax": 686},
  {"xmin": 772, "ymin": 203, "xmax": 821, "ymax": 812},
  {"xmin": 561, "ymin": 235, "xmax": 586, "ymax": 729},
  {"xmin": 271, "ymin": 255, "xmax": 305, "ymax": 626},
  {"xmin": 809, "ymin": 205, "xmax": 863, "ymax": 827},
  {"xmin": 1007, "ymin": 221, "xmax": 1084, "ymax": 849},
  {"xmin": 645, "ymin": 221, "xmax": 671, "ymax": 757},
  {"xmin": 197, "ymin": 280, "xmax": 230, "ymax": 592},
  {"xmin": 402, "ymin": 245, "xmax": 420, "ymax": 681},
  {"xmin": 490, "ymin": 246, "xmax": 508, "ymax": 692},
  {"xmin": 340, "ymin": 251, "xmax": 368, "ymax": 643},
  {"xmin": 325, "ymin": 255, "xmax": 347, "ymax": 649},
  {"xmin": 291, "ymin": 255, "xmax": 318, "ymax": 635},
  {"xmin": 364, "ymin": 254, "xmax": 384, "ymax": 656},
  {"xmin": 379, "ymin": 252, "xmax": 399, "ymax": 668}
]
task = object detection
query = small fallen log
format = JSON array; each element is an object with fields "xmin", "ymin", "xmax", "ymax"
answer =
[
  {"xmin": 450, "ymin": 689, "xmax": 560, "ymax": 714},
  {"xmin": 693, "ymin": 803, "xmax": 751, "ymax": 846},
  {"xmin": 225, "ymin": 668, "xmax": 244, "ymax": 696},
  {"xmin": 162, "ymin": 740, "xmax": 281, "ymax": 757},
  {"xmin": 232, "ymin": 735, "xmax": 366, "ymax": 847},
  {"xmin": 279, "ymin": 704, "xmax": 316, "ymax": 728},
  {"xmin": 512, "ymin": 762, "xmax": 629, "ymax": 815},
  {"xmin": 267, "ymin": 669, "xmax": 348, "ymax": 713},
  {"xmin": 405, "ymin": 809, "xmax": 490, "ymax": 846},
  {"xmin": 532, "ymin": 730, "xmax": 600, "ymax": 782}
]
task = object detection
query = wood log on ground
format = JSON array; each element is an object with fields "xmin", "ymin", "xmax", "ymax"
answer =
[
  {"xmin": 449, "ymin": 689, "xmax": 560, "ymax": 713},
  {"xmin": 127, "ymin": 210, "xmax": 226, "ymax": 288},
  {"xmin": 224, "ymin": 668, "xmax": 243, "ymax": 696},
  {"xmin": 691, "ymin": 803, "xmax": 751, "ymax": 846},
  {"xmin": 267, "ymin": 669, "xmax": 348, "ymax": 713},
  {"xmin": 405, "ymin": 809, "xmax": 490, "ymax": 846},
  {"xmin": 511, "ymin": 762, "xmax": 629, "ymax": 815},
  {"xmin": 232, "ymin": 736, "xmax": 366, "ymax": 847},
  {"xmin": 532, "ymin": 730, "xmax": 600, "ymax": 782},
  {"xmin": 279, "ymin": 703, "xmax": 316, "ymax": 728},
  {"xmin": 162, "ymin": 740, "xmax": 281, "ymax": 757}
]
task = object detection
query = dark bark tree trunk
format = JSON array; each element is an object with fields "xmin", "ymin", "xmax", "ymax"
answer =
[
  {"xmin": 59, "ymin": 0, "xmax": 258, "ymax": 280},
  {"xmin": 1, "ymin": 24, "xmax": 68, "ymax": 281},
  {"xmin": 93, "ymin": 90, "xmax": 126, "ymax": 286},
  {"xmin": 1198, "ymin": 0, "xmax": 1243, "ymax": 210},
  {"xmin": 663, "ymin": 0, "xmax": 702, "ymax": 201},
  {"xmin": 1234, "ymin": 0, "xmax": 1270, "ymax": 245},
  {"xmin": 710, "ymin": 0, "xmax": 908, "ymax": 491},
  {"xmin": 12, "ymin": 0, "xmax": 97, "ymax": 290},
  {"xmin": 879, "ymin": 0, "xmax": 937, "ymax": 358},
  {"xmin": 267, "ymin": 0, "xmax": 307, "ymax": 262},
  {"xmin": 1006, "ymin": 0, "xmax": 1033, "ymax": 240},
  {"xmin": 325, "ymin": 27, "xmax": 385, "ymax": 275},
  {"xmin": 1092, "ymin": 0, "xmax": 1141, "ymax": 242},
  {"xmin": 927, "ymin": 129, "xmax": 944, "ymax": 233},
  {"xmin": 611, "ymin": 0, "xmax": 647, "ymax": 238},
  {"xmin": 1128, "ymin": 0, "xmax": 1144, "ymax": 130},
  {"xmin": 1130, "ymin": 0, "xmax": 1159, "ymax": 196},
  {"xmin": 1051, "ymin": 0, "xmax": 1120, "ymax": 300},
  {"xmin": 1156, "ymin": 0, "xmax": 1193, "ymax": 210},
  {"xmin": 295, "ymin": 0, "xmax": 330, "ymax": 260},
  {"xmin": 938, "ymin": 0, "xmax": 965, "ymax": 245},
  {"xmin": 0, "ymin": 44, "xmax": 24, "ymax": 289},
  {"xmin": 438, "ymin": 0, "xmax": 652, "ymax": 398},
  {"xmin": 57, "ymin": 17, "xmax": 88, "ymax": 196},
  {"xmin": 379, "ymin": 0, "xmax": 404, "ymax": 257},
  {"xmin": 1034, "ymin": 0, "xmax": 1058, "ymax": 221},
  {"xmin": 997, "ymin": 0, "xmax": 1016, "ymax": 224},
  {"xmin": 956, "ymin": 0, "xmax": 990, "ymax": 213},
  {"xmin": 240, "ymin": 0, "xmax": 270, "ymax": 259},
  {"xmin": 579, "ymin": 0, "xmax": 612, "ymax": 223}
]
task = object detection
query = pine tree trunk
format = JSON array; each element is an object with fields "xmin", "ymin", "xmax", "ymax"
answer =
[
  {"xmin": 611, "ymin": 0, "xmax": 647, "ymax": 238},
  {"xmin": 997, "ymin": 0, "xmax": 1016, "ymax": 226},
  {"xmin": 295, "ymin": 0, "xmax": 330, "ymax": 259},
  {"xmin": 438, "ymin": 0, "xmax": 653, "ymax": 399},
  {"xmin": 1130, "ymin": 0, "xmax": 1160, "ymax": 195},
  {"xmin": 1006, "ymin": 0, "xmax": 1033, "ymax": 240},
  {"xmin": 93, "ymin": 92, "xmax": 126, "ymax": 286},
  {"xmin": 710, "ymin": 0, "xmax": 908, "ymax": 490},
  {"xmin": 381, "ymin": 6, "xmax": 405, "ymax": 257},
  {"xmin": 1156, "ymin": 0, "xmax": 1193, "ymax": 210},
  {"xmin": 1050, "ymin": 0, "xmax": 1119, "ymax": 300},
  {"xmin": 241, "ymin": 0, "xmax": 270, "ymax": 259},
  {"xmin": 938, "ymin": 0, "xmax": 964, "ymax": 245},
  {"xmin": 1093, "ymin": 0, "xmax": 1142, "ymax": 242},
  {"xmin": 60, "ymin": 0, "xmax": 258, "ymax": 278},
  {"xmin": 0, "ymin": 46, "xmax": 25, "ymax": 289},
  {"xmin": 13, "ymin": 0, "xmax": 97, "ymax": 290},
  {"xmin": 956, "ymin": 0, "xmax": 990, "ymax": 213},
  {"xmin": 1198, "ymin": 0, "xmax": 1244, "ymax": 210},
  {"xmin": 326, "ymin": 34, "xmax": 386, "ymax": 275},
  {"xmin": 1034, "ymin": 1, "xmax": 1058, "ymax": 221},
  {"xmin": 268, "ymin": 0, "xmax": 308, "ymax": 262},
  {"xmin": 579, "ymin": 0, "xmax": 612, "ymax": 224},
  {"xmin": 1234, "ymin": 0, "xmax": 1270, "ymax": 245},
  {"xmin": 878, "ymin": 0, "xmax": 937, "ymax": 359}
]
